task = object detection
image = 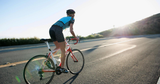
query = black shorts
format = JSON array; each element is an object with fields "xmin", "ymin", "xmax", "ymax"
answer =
[{"xmin": 49, "ymin": 25, "xmax": 64, "ymax": 42}]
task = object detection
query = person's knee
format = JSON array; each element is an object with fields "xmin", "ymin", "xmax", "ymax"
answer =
[{"xmin": 55, "ymin": 46, "xmax": 60, "ymax": 50}]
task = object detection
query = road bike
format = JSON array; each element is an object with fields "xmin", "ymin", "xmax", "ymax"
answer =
[{"xmin": 23, "ymin": 38, "xmax": 85, "ymax": 84}]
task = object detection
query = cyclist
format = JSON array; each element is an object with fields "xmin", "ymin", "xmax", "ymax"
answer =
[{"xmin": 49, "ymin": 9, "xmax": 78, "ymax": 73}]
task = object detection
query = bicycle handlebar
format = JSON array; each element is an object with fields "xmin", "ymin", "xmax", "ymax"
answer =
[{"xmin": 70, "ymin": 38, "xmax": 79, "ymax": 45}]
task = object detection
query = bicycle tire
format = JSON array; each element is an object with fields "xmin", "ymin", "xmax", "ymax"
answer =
[
  {"xmin": 23, "ymin": 55, "xmax": 55, "ymax": 84},
  {"xmin": 66, "ymin": 49, "xmax": 85, "ymax": 74}
]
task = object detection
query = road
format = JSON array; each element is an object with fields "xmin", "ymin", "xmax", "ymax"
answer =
[{"xmin": 0, "ymin": 34, "xmax": 160, "ymax": 84}]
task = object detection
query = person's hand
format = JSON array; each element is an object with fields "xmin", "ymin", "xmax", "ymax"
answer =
[{"xmin": 71, "ymin": 37, "xmax": 79, "ymax": 45}]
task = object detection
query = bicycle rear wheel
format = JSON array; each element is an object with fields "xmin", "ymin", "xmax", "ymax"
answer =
[
  {"xmin": 66, "ymin": 49, "xmax": 85, "ymax": 74},
  {"xmin": 23, "ymin": 55, "xmax": 55, "ymax": 84}
]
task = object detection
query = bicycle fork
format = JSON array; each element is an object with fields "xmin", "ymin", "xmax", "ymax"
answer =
[{"xmin": 67, "ymin": 48, "xmax": 78, "ymax": 62}]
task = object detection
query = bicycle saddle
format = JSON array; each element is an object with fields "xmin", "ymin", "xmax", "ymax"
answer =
[{"xmin": 40, "ymin": 39, "xmax": 50, "ymax": 42}]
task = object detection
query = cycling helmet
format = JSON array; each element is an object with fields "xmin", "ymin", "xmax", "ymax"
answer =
[{"xmin": 66, "ymin": 9, "xmax": 75, "ymax": 15}]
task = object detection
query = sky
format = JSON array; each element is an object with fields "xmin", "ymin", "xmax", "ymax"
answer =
[{"xmin": 0, "ymin": 0, "xmax": 160, "ymax": 39}]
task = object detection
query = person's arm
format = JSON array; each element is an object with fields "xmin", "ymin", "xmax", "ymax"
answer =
[{"xmin": 70, "ymin": 23, "xmax": 76, "ymax": 38}]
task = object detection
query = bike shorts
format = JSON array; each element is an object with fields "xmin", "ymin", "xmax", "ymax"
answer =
[{"xmin": 49, "ymin": 25, "xmax": 64, "ymax": 42}]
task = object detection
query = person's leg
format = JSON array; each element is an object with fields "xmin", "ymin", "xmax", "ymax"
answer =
[
  {"xmin": 52, "ymin": 41, "xmax": 68, "ymax": 73},
  {"xmin": 52, "ymin": 41, "xmax": 60, "ymax": 55},
  {"xmin": 58, "ymin": 41, "xmax": 66, "ymax": 68},
  {"xmin": 51, "ymin": 26, "xmax": 68, "ymax": 72}
]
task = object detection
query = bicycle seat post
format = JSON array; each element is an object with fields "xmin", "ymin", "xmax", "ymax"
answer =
[
  {"xmin": 45, "ymin": 41, "xmax": 51, "ymax": 51},
  {"xmin": 44, "ymin": 41, "xmax": 57, "ymax": 66}
]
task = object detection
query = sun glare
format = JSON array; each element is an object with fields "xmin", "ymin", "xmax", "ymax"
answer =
[
  {"xmin": 1, "ymin": 0, "xmax": 159, "ymax": 38},
  {"xmin": 73, "ymin": 0, "xmax": 160, "ymax": 36}
]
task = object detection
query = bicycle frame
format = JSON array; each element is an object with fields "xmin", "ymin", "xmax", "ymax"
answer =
[{"xmin": 41, "ymin": 38, "xmax": 78, "ymax": 73}]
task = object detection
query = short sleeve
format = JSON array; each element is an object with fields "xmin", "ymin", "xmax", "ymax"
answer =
[{"xmin": 70, "ymin": 18, "xmax": 75, "ymax": 24}]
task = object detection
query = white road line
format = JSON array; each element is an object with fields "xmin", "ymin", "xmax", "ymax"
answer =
[
  {"xmin": 157, "ymin": 77, "xmax": 160, "ymax": 84},
  {"xmin": 0, "ymin": 39, "xmax": 136, "ymax": 68},
  {"xmin": 92, "ymin": 45, "xmax": 136, "ymax": 63},
  {"xmin": 0, "ymin": 55, "xmax": 60, "ymax": 68},
  {"xmin": 80, "ymin": 39, "xmax": 135, "ymax": 52},
  {"xmin": 0, "ymin": 60, "xmax": 28, "ymax": 68}
]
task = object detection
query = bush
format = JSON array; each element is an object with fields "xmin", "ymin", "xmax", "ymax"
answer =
[
  {"xmin": 0, "ymin": 34, "xmax": 104, "ymax": 46},
  {"xmin": 85, "ymin": 34, "xmax": 103, "ymax": 39},
  {"xmin": 0, "ymin": 37, "xmax": 41, "ymax": 46}
]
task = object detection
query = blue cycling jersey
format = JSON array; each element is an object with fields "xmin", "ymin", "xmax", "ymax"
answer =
[{"xmin": 53, "ymin": 16, "xmax": 75, "ymax": 29}]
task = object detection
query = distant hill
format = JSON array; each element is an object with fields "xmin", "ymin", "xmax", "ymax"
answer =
[{"xmin": 99, "ymin": 13, "xmax": 160, "ymax": 37}]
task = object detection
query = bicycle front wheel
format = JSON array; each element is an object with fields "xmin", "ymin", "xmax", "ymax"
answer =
[
  {"xmin": 66, "ymin": 49, "xmax": 85, "ymax": 74},
  {"xmin": 23, "ymin": 55, "xmax": 55, "ymax": 84}
]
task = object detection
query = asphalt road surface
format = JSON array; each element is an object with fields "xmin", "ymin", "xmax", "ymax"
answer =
[{"xmin": 0, "ymin": 34, "xmax": 160, "ymax": 84}]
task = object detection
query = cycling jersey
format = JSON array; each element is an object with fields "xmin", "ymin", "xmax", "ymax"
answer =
[{"xmin": 53, "ymin": 16, "xmax": 75, "ymax": 29}]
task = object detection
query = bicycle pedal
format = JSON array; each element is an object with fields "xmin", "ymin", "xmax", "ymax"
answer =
[{"xmin": 56, "ymin": 66, "xmax": 62, "ymax": 75}]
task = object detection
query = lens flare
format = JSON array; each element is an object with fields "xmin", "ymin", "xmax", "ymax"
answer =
[{"xmin": 15, "ymin": 76, "xmax": 21, "ymax": 83}]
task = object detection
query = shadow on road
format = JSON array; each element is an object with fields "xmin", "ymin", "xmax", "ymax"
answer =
[
  {"xmin": 83, "ymin": 45, "xmax": 101, "ymax": 55},
  {"xmin": 63, "ymin": 74, "xmax": 79, "ymax": 84}
]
